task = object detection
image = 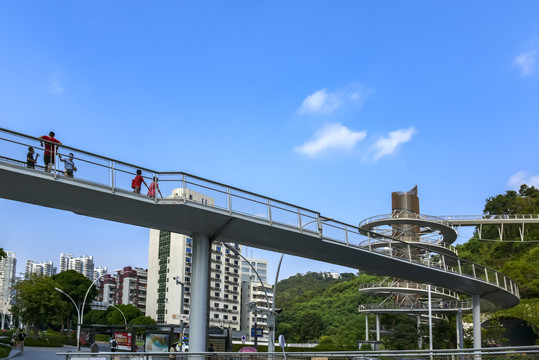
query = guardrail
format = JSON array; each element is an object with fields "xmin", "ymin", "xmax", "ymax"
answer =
[
  {"xmin": 359, "ymin": 299, "xmax": 473, "ymax": 311},
  {"xmin": 359, "ymin": 282, "xmax": 460, "ymax": 299},
  {"xmin": 56, "ymin": 346, "xmax": 539, "ymax": 360},
  {"xmin": 439, "ymin": 214, "xmax": 539, "ymax": 221},
  {"xmin": 0, "ymin": 127, "xmax": 520, "ymax": 301},
  {"xmin": 359, "ymin": 210, "xmax": 457, "ymax": 229}
]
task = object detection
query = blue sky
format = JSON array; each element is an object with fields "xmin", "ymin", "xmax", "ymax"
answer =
[{"xmin": 1, "ymin": 1, "xmax": 538, "ymax": 283}]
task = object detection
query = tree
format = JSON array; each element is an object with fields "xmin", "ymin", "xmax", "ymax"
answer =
[
  {"xmin": 106, "ymin": 304, "xmax": 143, "ymax": 325},
  {"xmin": 12, "ymin": 274, "xmax": 63, "ymax": 338},
  {"xmin": 0, "ymin": 248, "xmax": 6, "ymax": 260},
  {"xmin": 382, "ymin": 314, "xmax": 419, "ymax": 350},
  {"xmin": 294, "ymin": 311, "xmax": 325, "ymax": 342},
  {"xmin": 53, "ymin": 270, "xmax": 98, "ymax": 331},
  {"xmin": 482, "ymin": 319, "xmax": 507, "ymax": 347}
]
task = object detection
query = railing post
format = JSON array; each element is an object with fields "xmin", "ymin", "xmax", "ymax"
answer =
[
  {"xmin": 495, "ymin": 272, "xmax": 499, "ymax": 287},
  {"xmin": 110, "ymin": 161, "xmax": 115, "ymax": 193},
  {"xmin": 407, "ymin": 244, "xmax": 412, "ymax": 262},
  {"xmin": 297, "ymin": 209, "xmax": 302, "ymax": 231},
  {"xmin": 182, "ymin": 174, "xmax": 187, "ymax": 203},
  {"xmin": 227, "ymin": 187, "xmax": 232, "ymax": 215},
  {"xmin": 484, "ymin": 268, "xmax": 489, "ymax": 283},
  {"xmin": 368, "ymin": 233, "xmax": 372, "ymax": 252},
  {"xmin": 472, "ymin": 264, "xmax": 476, "ymax": 278},
  {"xmin": 344, "ymin": 225, "xmax": 349, "ymax": 245},
  {"xmin": 267, "ymin": 199, "xmax": 272, "ymax": 225},
  {"xmin": 457, "ymin": 259, "xmax": 462, "ymax": 274},
  {"xmin": 503, "ymin": 276, "xmax": 508, "ymax": 290}
]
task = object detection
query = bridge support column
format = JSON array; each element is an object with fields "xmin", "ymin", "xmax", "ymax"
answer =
[
  {"xmin": 365, "ymin": 314, "xmax": 369, "ymax": 341},
  {"xmin": 456, "ymin": 308, "xmax": 464, "ymax": 349},
  {"xmin": 190, "ymin": 233, "xmax": 211, "ymax": 353},
  {"xmin": 417, "ymin": 314, "xmax": 422, "ymax": 349},
  {"xmin": 472, "ymin": 294, "xmax": 481, "ymax": 357},
  {"xmin": 375, "ymin": 314, "xmax": 380, "ymax": 341}
]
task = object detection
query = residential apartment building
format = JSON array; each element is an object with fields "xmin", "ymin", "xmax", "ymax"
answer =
[
  {"xmin": 0, "ymin": 251, "xmax": 17, "ymax": 303},
  {"xmin": 59, "ymin": 253, "xmax": 95, "ymax": 280},
  {"xmin": 241, "ymin": 274, "xmax": 275, "ymax": 342},
  {"xmin": 96, "ymin": 267, "xmax": 147, "ymax": 313},
  {"xmin": 24, "ymin": 260, "xmax": 55, "ymax": 277},
  {"xmin": 146, "ymin": 188, "xmax": 242, "ymax": 331},
  {"xmin": 240, "ymin": 257, "xmax": 268, "ymax": 283}
]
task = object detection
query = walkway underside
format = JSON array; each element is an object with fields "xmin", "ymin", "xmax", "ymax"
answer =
[{"xmin": 0, "ymin": 164, "xmax": 518, "ymax": 311}]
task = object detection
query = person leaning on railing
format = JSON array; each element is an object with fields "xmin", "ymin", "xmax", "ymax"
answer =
[{"xmin": 38, "ymin": 131, "xmax": 62, "ymax": 173}]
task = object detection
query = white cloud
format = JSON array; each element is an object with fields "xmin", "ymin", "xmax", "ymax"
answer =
[
  {"xmin": 513, "ymin": 50, "xmax": 537, "ymax": 76},
  {"xmin": 295, "ymin": 123, "xmax": 367, "ymax": 157},
  {"xmin": 371, "ymin": 127, "xmax": 416, "ymax": 160},
  {"xmin": 507, "ymin": 171, "xmax": 539, "ymax": 189},
  {"xmin": 49, "ymin": 72, "xmax": 65, "ymax": 95},
  {"xmin": 298, "ymin": 85, "xmax": 368, "ymax": 114}
]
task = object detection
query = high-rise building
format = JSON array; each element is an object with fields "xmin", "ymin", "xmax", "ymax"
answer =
[
  {"xmin": 146, "ymin": 188, "xmax": 242, "ymax": 331},
  {"xmin": 240, "ymin": 281, "xmax": 273, "ymax": 343},
  {"xmin": 94, "ymin": 266, "xmax": 108, "ymax": 281},
  {"xmin": 240, "ymin": 257, "xmax": 268, "ymax": 283},
  {"xmin": 96, "ymin": 267, "xmax": 147, "ymax": 312},
  {"xmin": 0, "ymin": 251, "xmax": 17, "ymax": 304},
  {"xmin": 25, "ymin": 260, "xmax": 55, "ymax": 277},
  {"xmin": 59, "ymin": 253, "xmax": 95, "ymax": 280},
  {"xmin": 59, "ymin": 253, "xmax": 72, "ymax": 272}
]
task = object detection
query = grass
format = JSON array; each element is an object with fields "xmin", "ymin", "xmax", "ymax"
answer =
[{"xmin": 0, "ymin": 344, "xmax": 12, "ymax": 359}]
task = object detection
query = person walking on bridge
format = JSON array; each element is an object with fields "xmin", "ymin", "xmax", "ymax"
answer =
[{"xmin": 39, "ymin": 131, "xmax": 62, "ymax": 173}]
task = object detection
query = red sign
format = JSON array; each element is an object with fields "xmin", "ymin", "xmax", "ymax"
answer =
[{"xmin": 113, "ymin": 331, "xmax": 132, "ymax": 351}]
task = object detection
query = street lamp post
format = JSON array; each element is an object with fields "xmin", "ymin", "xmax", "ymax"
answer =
[
  {"xmin": 222, "ymin": 243, "xmax": 271, "ymax": 350},
  {"xmin": 172, "ymin": 276, "xmax": 185, "ymax": 338},
  {"xmin": 110, "ymin": 304, "xmax": 128, "ymax": 327},
  {"xmin": 55, "ymin": 287, "xmax": 81, "ymax": 351}
]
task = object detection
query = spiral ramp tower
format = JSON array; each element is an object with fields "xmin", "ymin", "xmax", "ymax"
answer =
[{"xmin": 357, "ymin": 186, "xmax": 473, "ymax": 347}]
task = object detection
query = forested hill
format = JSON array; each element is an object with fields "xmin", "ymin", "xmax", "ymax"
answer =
[{"xmin": 456, "ymin": 184, "xmax": 539, "ymax": 299}]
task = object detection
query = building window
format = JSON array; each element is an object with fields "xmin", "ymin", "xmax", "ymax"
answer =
[
  {"xmin": 225, "ymin": 267, "xmax": 230, "ymax": 272},
  {"xmin": 214, "ymin": 303, "xmax": 219, "ymax": 308},
  {"xmin": 215, "ymin": 292, "xmax": 220, "ymax": 297},
  {"xmin": 225, "ymin": 285, "xmax": 229, "ymax": 290},
  {"xmin": 216, "ymin": 246, "xmax": 221, "ymax": 252},
  {"xmin": 214, "ymin": 314, "xmax": 219, "ymax": 319},
  {"xmin": 224, "ymin": 294, "xmax": 229, "ymax": 299},
  {"xmin": 232, "ymin": 316, "xmax": 237, "ymax": 321},
  {"xmin": 216, "ymin": 255, "xmax": 221, "ymax": 261},
  {"xmin": 223, "ymin": 315, "xmax": 228, "ymax": 320},
  {"xmin": 224, "ymin": 304, "xmax": 229, "ymax": 309},
  {"xmin": 233, "ymin": 306, "xmax": 237, "ymax": 311},
  {"xmin": 185, "ymin": 277, "xmax": 191, "ymax": 282},
  {"xmin": 233, "ymin": 295, "xmax": 237, "ymax": 300},
  {"xmin": 187, "ymin": 238, "xmax": 192, "ymax": 244},
  {"xmin": 233, "ymin": 287, "xmax": 237, "ymax": 291}
]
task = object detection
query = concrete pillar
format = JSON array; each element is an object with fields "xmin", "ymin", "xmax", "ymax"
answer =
[
  {"xmin": 189, "ymin": 233, "xmax": 211, "ymax": 353},
  {"xmin": 365, "ymin": 314, "xmax": 369, "ymax": 341},
  {"xmin": 417, "ymin": 314, "xmax": 422, "ymax": 349},
  {"xmin": 456, "ymin": 308, "xmax": 464, "ymax": 349},
  {"xmin": 472, "ymin": 294, "xmax": 481, "ymax": 350},
  {"xmin": 375, "ymin": 314, "xmax": 380, "ymax": 341}
]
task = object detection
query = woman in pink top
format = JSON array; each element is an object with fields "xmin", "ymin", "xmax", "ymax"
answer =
[{"xmin": 147, "ymin": 176, "xmax": 163, "ymax": 198}]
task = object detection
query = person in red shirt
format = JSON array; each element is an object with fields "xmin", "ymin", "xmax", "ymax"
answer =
[
  {"xmin": 38, "ymin": 131, "xmax": 62, "ymax": 173},
  {"xmin": 132, "ymin": 169, "xmax": 148, "ymax": 194}
]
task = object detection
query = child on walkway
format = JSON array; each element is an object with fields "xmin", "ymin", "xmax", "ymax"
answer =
[
  {"xmin": 132, "ymin": 169, "xmax": 148, "ymax": 194},
  {"xmin": 59, "ymin": 153, "xmax": 77, "ymax": 177},
  {"xmin": 147, "ymin": 176, "xmax": 163, "ymax": 199},
  {"xmin": 26, "ymin": 146, "xmax": 38, "ymax": 169}
]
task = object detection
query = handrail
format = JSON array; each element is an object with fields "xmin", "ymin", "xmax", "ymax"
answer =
[
  {"xmin": 359, "ymin": 282, "xmax": 460, "ymax": 299},
  {"xmin": 359, "ymin": 210, "xmax": 456, "ymax": 229},
  {"xmin": 358, "ymin": 299, "xmax": 473, "ymax": 311},
  {"xmin": 0, "ymin": 127, "xmax": 520, "ymax": 302}
]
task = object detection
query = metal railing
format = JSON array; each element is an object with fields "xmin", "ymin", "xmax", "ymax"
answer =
[
  {"xmin": 56, "ymin": 346, "xmax": 539, "ymax": 360},
  {"xmin": 359, "ymin": 282, "xmax": 460, "ymax": 299},
  {"xmin": 0, "ymin": 127, "xmax": 520, "ymax": 301},
  {"xmin": 358, "ymin": 299, "xmax": 473, "ymax": 311},
  {"xmin": 359, "ymin": 210, "xmax": 457, "ymax": 229}
]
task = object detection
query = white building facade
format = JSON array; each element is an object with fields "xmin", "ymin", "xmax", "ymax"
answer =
[
  {"xmin": 24, "ymin": 260, "xmax": 55, "ymax": 277},
  {"xmin": 0, "ymin": 251, "xmax": 17, "ymax": 304},
  {"xmin": 146, "ymin": 188, "xmax": 242, "ymax": 331}
]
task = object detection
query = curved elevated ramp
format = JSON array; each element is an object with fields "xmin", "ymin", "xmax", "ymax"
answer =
[{"xmin": 0, "ymin": 161, "xmax": 518, "ymax": 312}]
